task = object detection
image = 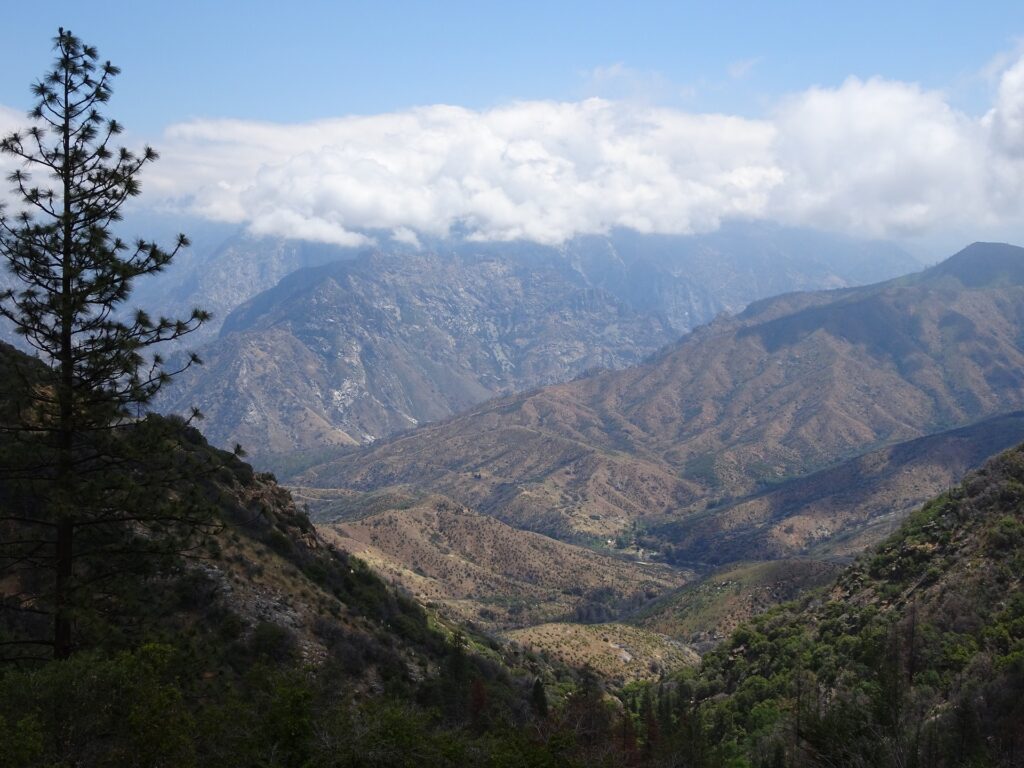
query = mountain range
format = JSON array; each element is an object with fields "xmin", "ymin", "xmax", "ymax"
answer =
[
  {"xmin": 157, "ymin": 223, "xmax": 919, "ymax": 458},
  {"xmin": 6, "ymin": 307, "xmax": 1022, "ymax": 765},
  {"xmin": 295, "ymin": 243, "xmax": 1024, "ymax": 565},
  {"xmin": 161, "ymin": 248, "xmax": 677, "ymax": 454}
]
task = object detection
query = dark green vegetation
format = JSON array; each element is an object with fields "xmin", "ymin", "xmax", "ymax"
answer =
[
  {"xmin": 0, "ymin": 404, "xmax": 623, "ymax": 766},
  {"xmin": 651, "ymin": 443, "xmax": 1024, "ymax": 766}
]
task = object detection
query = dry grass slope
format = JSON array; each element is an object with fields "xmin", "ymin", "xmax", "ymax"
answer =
[
  {"xmin": 652, "ymin": 411, "xmax": 1024, "ymax": 564},
  {"xmin": 317, "ymin": 496, "xmax": 691, "ymax": 629},
  {"xmin": 504, "ymin": 622, "xmax": 699, "ymax": 685}
]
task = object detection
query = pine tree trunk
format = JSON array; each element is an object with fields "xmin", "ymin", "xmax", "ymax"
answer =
[
  {"xmin": 54, "ymin": 70, "xmax": 75, "ymax": 660},
  {"xmin": 53, "ymin": 516, "xmax": 73, "ymax": 659}
]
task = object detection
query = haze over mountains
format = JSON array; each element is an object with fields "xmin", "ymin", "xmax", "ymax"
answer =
[
  {"xmin": 296, "ymin": 243, "xmax": 1024, "ymax": 565},
  {"xmin": 158, "ymin": 222, "xmax": 918, "ymax": 456},
  {"xmin": 161, "ymin": 249, "xmax": 677, "ymax": 454}
]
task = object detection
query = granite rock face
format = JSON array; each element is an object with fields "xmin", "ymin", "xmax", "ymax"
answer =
[
  {"xmin": 156, "ymin": 223, "xmax": 919, "ymax": 456},
  {"xmin": 163, "ymin": 249, "xmax": 677, "ymax": 454}
]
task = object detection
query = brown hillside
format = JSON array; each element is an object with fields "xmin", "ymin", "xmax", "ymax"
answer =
[
  {"xmin": 318, "ymin": 496, "xmax": 691, "ymax": 629},
  {"xmin": 634, "ymin": 559, "xmax": 842, "ymax": 650},
  {"xmin": 653, "ymin": 410, "xmax": 1024, "ymax": 564},
  {"xmin": 503, "ymin": 622, "xmax": 699, "ymax": 686},
  {"xmin": 298, "ymin": 244, "xmax": 1024, "ymax": 553},
  {"xmin": 164, "ymin": 250, "xmax": 675, "ymax": 455}
]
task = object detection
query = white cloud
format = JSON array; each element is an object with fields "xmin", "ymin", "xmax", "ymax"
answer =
[
  {"xmin": 769, "ymin": 76, "xmax": 994, "ymax": 237},
  {"xmin": 390, "ymin": 227, "xmax": 421, "ymax": 248},
  {"xmin": 10, "ymin": 56, "xmax": 1024, "ymax": 248},
  {"xmin": 0, "ymin": 105, "xmax": 23, "ymax": 136},
  {"xmin": 151, "ymin": 99, "xmax": 780, "ymax": 245},
  {"xmin": 986, "ymin": 56, "xmax": 1024, "ymax": 156}
]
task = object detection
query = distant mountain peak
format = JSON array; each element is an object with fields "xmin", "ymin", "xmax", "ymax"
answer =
[{"xmin": 929, "ymin": 241, "xmax": 1024, "ymax": 287}]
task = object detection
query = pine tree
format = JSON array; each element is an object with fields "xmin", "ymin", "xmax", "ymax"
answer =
[
  {"xmin": 0, "ymin": 29, "xmax": 211, "ymax": 660},
  {"xmin": 530, "ymin": 677, "xmax": 548, "ymax": 719}
]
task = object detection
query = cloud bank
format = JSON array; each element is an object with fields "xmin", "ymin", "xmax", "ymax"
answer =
[
  {"xmin": 8, "ymin": 60, "xmax": 1024, "ymax": 248},
  {"xmin": 148, "ymin": 100, "xmax": 780, "ymax": 246}
]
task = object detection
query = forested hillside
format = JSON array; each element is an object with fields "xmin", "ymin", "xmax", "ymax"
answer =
[
  {"xmin": 663, "ymin": 442, "xmax": 1024, "ymax": 766},
  {"xmin": 0, "ymin": 342, "xmax": 619, "ymax": 766}
]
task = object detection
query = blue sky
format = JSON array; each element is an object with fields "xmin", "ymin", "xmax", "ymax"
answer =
[
  {"xmin": 3, "ymin": 1, "xmax": 1022, "ymax": 130},
  {"xmin": 4, "ymin": 2, "xmax": 1024, "ymax": 252}
]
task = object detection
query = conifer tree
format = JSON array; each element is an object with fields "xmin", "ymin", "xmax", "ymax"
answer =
[
  {"xmin": 531, "ymin": 677, "xmax": 548, "ymax": 719},
  {"xmin": 0, "ymin": 29, "xmax": 210, "ymax": 659}
]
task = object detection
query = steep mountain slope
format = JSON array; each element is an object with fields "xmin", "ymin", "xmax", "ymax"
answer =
[
  {"xmin": 121, "ymin": 219, "xmax": 916, "ymax": 342},
  {"xmin": 0, "ymin": 355, "xmax": 448, "ymax": 668},
  {"xmin": 153, "ymin": 223, "xmax": 918, "ymax": 456},
  {"xmin": 163, "ymin": 249, "xmax": 677, "ymax": 454},
  {"xmin": 680, "ymin": 442, "xmax": 1024, "ymax": 766},
  {"xmin": 297, "ymin": 243, "xmax": 1024, "ymax": 552},
  {"xmin": 650, "ymin": 410, "xmax": 1024, "ymax": 564},
  {"xmin": 561, "ymin": 223, "xmax": 918, "ymax": 332},
  {"xmin": 129, "ymin": 225, "xmax": 364, "ymax": 344}
]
